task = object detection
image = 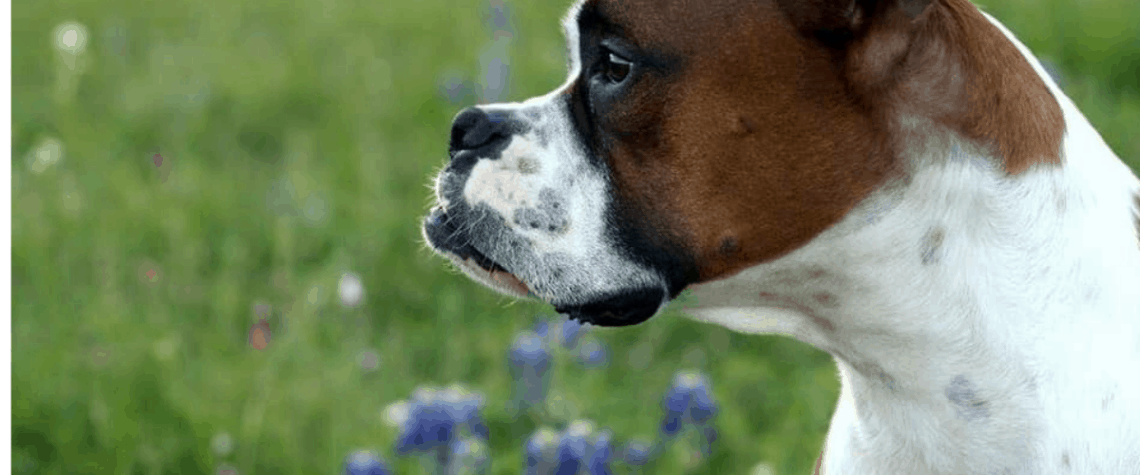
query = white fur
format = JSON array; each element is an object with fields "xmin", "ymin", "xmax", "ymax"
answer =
[
  {"xmin": 430, "ymin": 2, "xmax": 666, "ymax": 306},
  {"xmin": 678, "ymin": 11, "xmax": 1140, "ymax": 475}
]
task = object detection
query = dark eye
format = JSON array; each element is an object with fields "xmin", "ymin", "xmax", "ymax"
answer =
[{"xmin": 602, "ymin": 52, "xmax": 632, "ymax": 83}]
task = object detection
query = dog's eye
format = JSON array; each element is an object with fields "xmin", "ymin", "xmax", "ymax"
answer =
[{"xmin": 603, "ymin": 52, "xmax": 632, "ymax": 83}]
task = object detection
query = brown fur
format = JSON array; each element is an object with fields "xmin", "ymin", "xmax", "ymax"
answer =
[{"xmin": 582, "ymin": 0, "xmax": 1064, "ymax": 282}]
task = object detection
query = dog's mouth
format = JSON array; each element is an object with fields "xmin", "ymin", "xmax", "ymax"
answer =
[
  {"xmin": 423, "ymin": 206, "xmax": 532, "ymax": 297},
  {"xmin": 423, "ymin": 206, "xmax": 665, "ymax": 327}
]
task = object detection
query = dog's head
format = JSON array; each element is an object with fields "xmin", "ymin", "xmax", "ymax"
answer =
[{"xmin": 422, "ymin": 0, "xmax": 1062, "ymax": 327}]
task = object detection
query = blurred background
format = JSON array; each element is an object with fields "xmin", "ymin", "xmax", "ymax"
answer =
[{"xmin": 11, "ymin": 0, "xmax": 1140, "ymax": 473}]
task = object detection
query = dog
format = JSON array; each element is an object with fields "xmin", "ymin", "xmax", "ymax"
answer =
[{"xmin": 422, "ymin": 0, "xmax": 1140, "ymax": 472}]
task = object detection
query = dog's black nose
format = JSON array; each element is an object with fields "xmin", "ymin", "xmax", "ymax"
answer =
[{"xmin": 449, "ymin": 107, "xmax": 511, "ymax": 158}]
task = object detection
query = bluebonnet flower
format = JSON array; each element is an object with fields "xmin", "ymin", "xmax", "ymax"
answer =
[
  {"xmin": 622, "ymin": 438, "xmax": 652, "ymax": 466},
  {"xmin": 660, "ymin": 410, "xmax": 684, "ymax": 438},
  {"xmin": 438, "ymin": 384, "xmax": 490, "ymax": 440},
  {"xmin": 534, "ymin": 314, "xmax": 586, "ymax": 350},
  {"xmin": 654, "ymin": 371, "xmax": 720, "ymax": 462},
  {"xmin": 557, "ymin": 317, "xmax": 584, "ymax": 349},
  {"xmin": 585, "ymin": 429, "xmax": 615, "ymax": 475},
  {"xmin": 446, "ymin": 436, "xmax": 490, "ymax": 475},
  {"xmin": 438, "ymin": 69, "xmax": 476, "ymax": 105},
  {"xmin": 687, "ymin": 377, "xmax": 718, "ymax": 425},
  {"xmin": 508, "ymin": 331, "xmax": 552, "ymax": 414},
  {"xmin": 478, "ymin": 0, "xmax": 514, "ymax": 103},
  {"xmin": 533, "ymin": 319, "xmax": 550, "ymax": 340},
  {"xmin": 525, "ymin": 427, "xmax": 559, "ymax": 475},
  {"xmin": 392, "ymin": 384, "xmax": 495, "ymax": 475},
  {"xmin": 662, "ymin": 372, "xmax": 719, "ymax": 428},
  {"xmin": 554, "ymin": 421, "xmax": 593, "ymax": 475},
  {"xmin": 575, "ymin": 336, "xmax": 609, "ymax": 369},
  {"xmin": 344, "ymin": 450, "xmax": 391, "ymax": 475},
  {"xmin": 395, "ymin": 398, "xmax": 456, "ymax": 456},
  {"xmin": 483, "ymin": 0, "xmax": 515, "ymax": 37}
]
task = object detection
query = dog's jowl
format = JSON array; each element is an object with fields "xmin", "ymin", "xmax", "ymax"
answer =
[{"xmin": 423, "ymin": 0, "xmax": 1140, "ymax": 473}]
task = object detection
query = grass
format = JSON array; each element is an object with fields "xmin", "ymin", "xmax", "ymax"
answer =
[{"xmin": 11, "ymin": 0, "xmax": 1140, "ymax": 474}]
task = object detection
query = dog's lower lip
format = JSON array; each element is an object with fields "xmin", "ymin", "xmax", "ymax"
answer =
[
  {"xmin": 426, "ymin": 207, "xmax": 533, "ymax": 296},
  {"xmin": 472, "ymin": 258, "xmax": 531, "ymax": 296}
]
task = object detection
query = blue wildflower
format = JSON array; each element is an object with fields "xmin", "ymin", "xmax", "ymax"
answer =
[
  {"xmin": 575, "ymin": 336, "xmax": 609, "ymax": 369},
  {"xmin": 558, "ymin": 316, "xmax": 584, "ymax": 349},
  {"xmin": 344, "ymin": 450, "xmax": 391, "ymax": 475},
  {"xmin": 439, "ymin": 386, "xmax": 490, "ymax": 440},
  {"xmin": 585, "ymin": 429, "xmax": 615, "ymax": 475},
  {"xmin": 446, "ymin": 436, "xmax": 490, "ymax": 474},
  {"xmin": 662, "ymin": 371, "xmax": 719, "ymax": 427},
  {"xmin": 508, "ymin": 331, "xmax": 552, "ymax": 413},
  {"xmin": 395, "ymin": 400, "xmax": 456, "ymax": 456},
  {"xmin": 525, "ymin": 427, "xmax": 559, "ymax": 475},
  {"xmin": 554, "ymin": 422, "xmax": 591, "ymax": 475},
  {"xmin": 622, "ymin": 438, "xmax": 652, "ymax": 466}
]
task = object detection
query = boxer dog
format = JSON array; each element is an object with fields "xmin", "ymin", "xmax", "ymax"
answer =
[{"xmin": 423, "ymin": 0, "xmax": 1140, "ymax": 472}]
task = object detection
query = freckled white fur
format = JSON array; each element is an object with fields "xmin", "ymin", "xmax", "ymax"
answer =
[
  {"xmin": 679, "ymin": 10, "xmax": 1140, "ymax": 475},
  {"xmin": 438, "ymin": 2, "xmax": 665, "ymax": 306}
]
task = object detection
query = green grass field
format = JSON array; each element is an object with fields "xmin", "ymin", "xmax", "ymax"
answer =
[{"xmin": 12, "ymin": 0, "xmax": 1140, "ymax": 473}]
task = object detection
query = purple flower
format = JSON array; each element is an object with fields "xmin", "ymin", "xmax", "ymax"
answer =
[
  {"xmin": 622, "ymin": 438, "xmax": 652, "ymax": 466},
  {"xmin": 525, "ymin": 427, "xmax": 559, "ymax": 475},
  {"xmin": 554, "ymin": 433, "xmax": 586, "ymax": 475},
  {"xmin": 344, "ymin": 450, "xmax": 391, "ymax": 475},
  {"xmin": 508, "ymin": 332, "xmax": 552, "ymax": 412},
  {"xmin": 558, "ymin": 317, "xmax": 584, "ymax": 349},
  {"xmin": 699, "ymin": 426, "xmax": 719, "ymax": 457},
  {"xmin": 439, "ymin": 387, "xmax": 490, "ymax": 440},
  {"xmin": 662, "ymin": 371, "xmax": 719, "ymax": 426},
  {"xmin": 658, "ymin": 370, "xmax": 720, "ymax": 459},
  {"xmin": 510, "ymin": 332, "xmax": 551, "ymax": 375},
  {"xmin": 689, "ymin": 381, "xmax": 718, "ymax": 425},
  {"xmin": 586, "ymin": 429, "xmax": 615, "ymax": 475},
  {"xmin": 438, "ymin": 69, "xmax": 476, "ymax": 105},
  {"xmin": 553, "ymin": 421, "xmax": 597, "ymax": 475},
  {"xmin": 447, "ymin": 437, "xmax": 490, "ymax": 474},
  {"xmin": 533, "ymin": 319, "xmax": 550, "ymax": 340},
  {"xmin": 575, "ymin": 337, "xmax": 609, "ymax": 369},
  {"xmin": 660, "ymin": 412, "xmax": 684, "ymax": 437},
  {"xmin": 395, "ymin": 401, "xmax": 456, "ymax": 456},
  {"xmin": 483, "ymin": 0, "xmax": 514, "ymax": 35}
]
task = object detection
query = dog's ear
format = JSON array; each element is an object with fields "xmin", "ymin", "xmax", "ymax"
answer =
[
  {"xmin": 777, "ymin": 0, "xmax": 939, "ymax": 96},
  {"xmin": 777, "ymin": 0, "xmax": 934, "ymax": 46}
]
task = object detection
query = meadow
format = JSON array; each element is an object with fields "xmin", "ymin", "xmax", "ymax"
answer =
[{"xmin": 12, "ymin": 0, "xmax": 1140, "ymax": 473}]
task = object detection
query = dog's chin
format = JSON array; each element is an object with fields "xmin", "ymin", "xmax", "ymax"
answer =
[
  {"xmin": 444, "ymin": 252, "xmax": 665, "ymax": 328},
  {"xmin": 423, "ymin": 207, "xmax": 665, "ymax": 327},
  {"xmin": 555, "ymin": 287, "xmax": 666, "ymax": 327}
]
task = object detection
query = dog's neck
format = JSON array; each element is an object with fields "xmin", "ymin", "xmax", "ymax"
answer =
[{"xmin": 679, "ymin": 77, "xmax": 1140, "ymax": 475}]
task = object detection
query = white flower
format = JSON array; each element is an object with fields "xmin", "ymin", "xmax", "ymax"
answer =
[
  {"xmin": 338, "ymin": 272, "xmax": 364, "ymax": 308},
  {"xmin": 381, "ymin": 400, "xmax": 410, "ymax": 429},
  {"xmin": 28, "ymin": 137, "xmax": 63, "ymax": 174},
  {"xmin": 751, "ymin": 462, "xmax": 777, "ymax": 475},
  {"xmin": 54, "ymin": 22, "xmax": 88, "ymax": 55},
  {"xmin": 566, "ymin": 419, "xmax": 596, "ymax": 438},
  {"xmin": 210, "ymin": 432, "xmax": 234, "ymax": 457}
]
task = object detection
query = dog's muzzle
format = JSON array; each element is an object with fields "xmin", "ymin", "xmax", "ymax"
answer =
[
  {"xmin": 422, "ymin": 107, "xmax": 534, "ymax": 297},
  {"xmin": 423, "ymin": 106, "xmax": 669, "ymax": 327},
  {"xmin": 422, "ymin": 204, "xmax": 532, "ymax": 297}
]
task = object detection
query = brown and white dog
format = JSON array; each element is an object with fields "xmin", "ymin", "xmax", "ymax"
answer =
[{"xmin": 422, "ymin": 0, "xmax": 1140, "ymax": 473}]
